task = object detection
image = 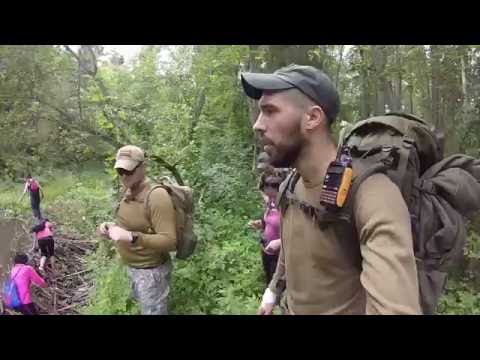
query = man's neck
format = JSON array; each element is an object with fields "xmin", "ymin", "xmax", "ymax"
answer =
[
  {"xmin": 295, "ymin": 134, "xmax": 337, "ymax": 188},
  {"xmin": 127, "ymin": 178, "xmax": 149, "ymax": 199}
]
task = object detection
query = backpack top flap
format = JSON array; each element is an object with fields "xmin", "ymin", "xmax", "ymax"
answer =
[
  {"xmin": 421, "ymin": 154, "xmax": 480, "ymax": 219},
  {"xmin": 343, "ymin": 113, "xmax": 441, "ymax": 174}
]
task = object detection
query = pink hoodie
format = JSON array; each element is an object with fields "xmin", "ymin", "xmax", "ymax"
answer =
[
  {"xmin": 35, "ymin": 221, "xmax": 53, "ymax": 240},
  {"xmin": 11, "ymin": 264, "xmax": 47, "ymax": 304}
]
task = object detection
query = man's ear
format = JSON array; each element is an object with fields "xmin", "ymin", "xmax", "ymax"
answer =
[{"xmin": 304, "ymin": 105, "xmax": 327, "ymax": 131}]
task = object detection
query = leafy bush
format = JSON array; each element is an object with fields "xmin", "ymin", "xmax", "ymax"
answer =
[{"xmin": 83, "ymin": 240, "xmax": 140, "ymax": 315}]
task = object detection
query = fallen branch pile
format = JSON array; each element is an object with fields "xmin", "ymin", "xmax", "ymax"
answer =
[{"xmin": 30, "ymin": 233, "xmax": 95, "ymax": 315}]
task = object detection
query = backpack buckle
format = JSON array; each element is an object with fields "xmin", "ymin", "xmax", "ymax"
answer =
[{"xmin": 298, "ymin": 202, "xmax": 315, "ymax": 218}]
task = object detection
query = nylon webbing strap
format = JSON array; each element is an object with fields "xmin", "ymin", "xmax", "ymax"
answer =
[{"xmin": 284, "ymin": 192, "xmax": 340, "ymax": 225}]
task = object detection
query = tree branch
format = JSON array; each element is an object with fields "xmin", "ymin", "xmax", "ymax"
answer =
[
  {"xmin": 188, "ymin": 86, "xmax": 207, "ymax": 142},
  {"xmin": 63, "ymin": 45, "xmax": 80, "ymax": 62},
  {"xmin": 36, "ymin": 98, "xmax": 122, "ymax": 148},
  {"xmin": 83, "ymin": 45, "xmax": 98, "ymax": 76},
  {"xmin": 150, "ymin": 154, "xmax": 184, "ymax": 186}
]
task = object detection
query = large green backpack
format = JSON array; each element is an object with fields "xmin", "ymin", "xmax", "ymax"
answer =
[{"xmin": 279, "ymin": 113, "xmax": 480, "ymax": 314}]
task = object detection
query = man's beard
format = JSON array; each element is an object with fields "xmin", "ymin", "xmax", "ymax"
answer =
[
  {"xmin": 270, "ymin": 141, "xmax": 302, "ymax": 168},
  {"xmin": 267, "ymin": 130, "xmax": 303, "ymax": 168}
]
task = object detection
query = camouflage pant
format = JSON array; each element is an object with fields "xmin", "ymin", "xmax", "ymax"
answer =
[{"xmin": 127, "ymin": 260, "xmax": 172, "ymax": 315}]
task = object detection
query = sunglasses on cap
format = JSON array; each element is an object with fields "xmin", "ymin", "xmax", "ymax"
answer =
[{"xmin": 116, "ymin": 162, "xmax": 143, "ymax": 177}]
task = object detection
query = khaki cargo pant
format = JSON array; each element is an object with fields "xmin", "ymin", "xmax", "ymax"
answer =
[{"xmin": 127, "ymin": 259, "xmax": 172, "ymax": 315}]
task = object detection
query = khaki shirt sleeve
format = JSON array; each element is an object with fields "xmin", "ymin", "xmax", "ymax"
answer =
[
  {"xmin": 268, "ymin": 244, "xmax": 286, "ymax": 298},
  {"xmin": 136, "ymin": 187, "xmax": 177, "ymax": 252},
  {"xmin": 354, "ymin": 174, "xmax": 421, "ymax": 315}
]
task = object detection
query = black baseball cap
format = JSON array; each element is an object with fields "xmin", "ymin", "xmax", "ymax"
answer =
[{"xmin": 241, "ymin": 64, "xmax": 340, "ymax": 123}]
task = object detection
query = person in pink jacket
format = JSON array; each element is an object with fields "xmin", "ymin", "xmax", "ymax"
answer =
[
  {"xmin": 31, "ymin": 218, "xmax": 55, "ymax": 272},
  {"xmin": 9, "ymin": 253, "xmax": 47, "ymax": 315},
  {"xmin": 19, "ymin": 174, "xmax": 44, "ymax": 219},
  {"xmin": 248, "ymin": 173, "xmax": 284, "ymax": 286}
]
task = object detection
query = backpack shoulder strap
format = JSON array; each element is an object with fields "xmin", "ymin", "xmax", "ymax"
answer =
[
  {"xmin": 340, "ymin": 160, "xmax": 391, "ymax": 224},
  {"xmin": 277, "ymin": 170, "xmax": 300, "ymax": 215},
  {"xmin": 114, "ymin": 192, "xmax": 127, "ymax": 216},
  {"xmin": 277, "ymin": 170, "xmax": 343, "ymax": 227},
  {"xmin": 10, "ymin": 266, "xmax": 22, "ymax": 281},
  {"xmin": 144, "ymin": 184, "xmax": 167, "ymax": 231}
]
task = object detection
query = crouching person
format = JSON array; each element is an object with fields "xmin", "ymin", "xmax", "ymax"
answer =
[
  {"xmin": 3, "ymin": 253, "xmax": 47, "ymax": 315},
  {"xmin": 98, "ymin": 145, "xmax": 176, "ymax": 315}
]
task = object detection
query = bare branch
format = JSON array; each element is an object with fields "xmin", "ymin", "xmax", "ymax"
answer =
[
  {"xmin": 150, "ymin": 154, "xmax": 184, "ymax": 185},
  {"xmin": 63, "ymin": 45, "xmax": 80, "ymax": 62}
]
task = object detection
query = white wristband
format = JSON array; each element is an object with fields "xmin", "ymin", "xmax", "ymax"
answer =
[{"xmin": 261, "ymin": 288, "xmax": 277, "ymax": 306}]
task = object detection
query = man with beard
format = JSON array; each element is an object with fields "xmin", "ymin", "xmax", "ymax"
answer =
[{"xmin": 241, "ymin": 64, "xmax": 421, "ymax": 315}]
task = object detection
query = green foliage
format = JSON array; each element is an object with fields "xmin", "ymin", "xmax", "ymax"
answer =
[
  {"xmin": 170, "ymin": 206, "xmax": 263, "ymax": 315},
  {"xmin": 83, "ymin": 240, "xmax": 140, "ymax": 315},
  {"xmin": 436, "ymin": 230, "xmax": 480, "ymax": 314},
  {"xmin": 437, "ymin": 279, "xmax": 480, "ymax": 315}
]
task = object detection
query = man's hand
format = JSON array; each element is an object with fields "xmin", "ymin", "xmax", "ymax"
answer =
[
  {"xmin": 107, "ymin": 224, "xmax": 133, "ymax": 243},
  {"xmin": 258, "ymin": 288, "xmax": 277, "ymax": 315},
  {"xmin": 258, "ymin": 302, "xmax": 275, "ymax": 315},
  {"xmin": 97, "ymin": 222, "xmax": 115, "ymax": 238},
  {"xmin": 264, "ymin": 239, "xmax": 281, "ymax": 255}
]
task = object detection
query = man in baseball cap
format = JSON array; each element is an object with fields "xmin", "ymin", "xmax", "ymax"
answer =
[
  {"xmin": 98, "ymin": 144, "xmax": 177, "ymax": 315},
  {"xmin": 242, "ymin": 64, "xmax": 421, "ymax": 316}
]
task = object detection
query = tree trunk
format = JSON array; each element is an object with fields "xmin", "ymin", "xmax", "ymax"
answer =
[
  {"xmin": 188, "ymin": 85, "xmax": 206, "ymax": 142},
  {"xmin": 460, "ymin": 47, "xmax": 469, "ymax": 109},
  {"xmin": 316, "ymin": 45, "xmax": 328, "ymax": 70},
  {"xmin": 335, "ymin": 45, "xmax": 345, "ymax": 89},
  {"xmin": 359, "ymin": 47, "xmax": 371, "ymax": 118},
  {"xmin": 371, "ymin": 45, "xmax": 394, "ymax": 114},
  {"xmin": 414, "ymin": 46, "xmax": 432, "ymax": 122},
  {"xmin": 77, "ymin": 62, "xmax": 83, "ymax": 123},
  {"xmin": 30, "ymin": 46, "xmax": 40, "ymax": 134},
  {"xmin": 409, "ymin": 85, "xmax": 414, "ymax": 113},
  {"xmin": 396, "ymin": 74, "xmax": 403, "ymax": 111},
  {"xmin": 430, "ymin": 45, "xmax": 442, "ymax": 129},
  {"xmin": 246, "ymin": 45, "xmax": 260, "ymax": 127},
  {"xmin": 246, "ymin": 45, "xmax": 264, "ymax": 170},
  {"xmin": 392, "ymin": 46, "xmax": 403, "ymax": 112}
]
